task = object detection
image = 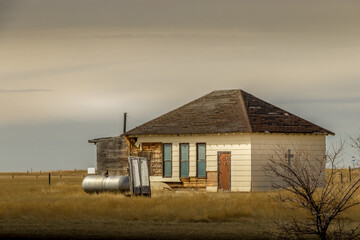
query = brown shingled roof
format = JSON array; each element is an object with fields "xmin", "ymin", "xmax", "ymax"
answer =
[{"xmin": 125, "ymin": 90, "xmax": 334, "ymax": 136}]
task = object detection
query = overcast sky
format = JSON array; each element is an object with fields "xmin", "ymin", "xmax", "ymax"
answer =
[{"xmin": 1, "ymin": 0, "xmax": 360, "ymax": 171}]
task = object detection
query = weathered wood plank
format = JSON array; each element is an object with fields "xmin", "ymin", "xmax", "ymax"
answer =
[
  {"xmin": 96, "ymin": 136, "xmax": 129, "ymax": 176},
  {"xmin": 132, "ymin": 142, "xmax": 163, "ymax": 177}
]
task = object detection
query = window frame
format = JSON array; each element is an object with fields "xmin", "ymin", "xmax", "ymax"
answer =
[
  {"xmin": 162, "ymin": 143, "xmax": 172, "ymax": 178},
  {"xmin": 196, "ymin": 143, "xmax": 207, "ymax": 179},
  {"xmin": 179, "ymin": 143, "xmax": 190, "ymax": 178}
]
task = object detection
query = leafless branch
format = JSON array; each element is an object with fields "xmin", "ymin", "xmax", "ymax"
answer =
[{"xmin": 266, "ymin": 137, "xmax": 360, "ymax": 240}]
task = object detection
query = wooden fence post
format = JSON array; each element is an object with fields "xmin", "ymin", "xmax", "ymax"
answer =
[
  {"xmin": 340, "ymin": 172, "xmax": 343, "ymax": 184},
  {"xmin": 49, "ymin": 173, "xmax": 51, "ymax": 186},
  {"xmin": 349, "ymin": 166, "xmax": 352, "ymax": 182}
]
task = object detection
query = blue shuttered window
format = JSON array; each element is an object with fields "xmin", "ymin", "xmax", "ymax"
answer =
[
  {"xmin": 197, "ymin": 143, "xmax": 206, "ymax": 178},
  {"xmin": 163, "ymin": 143, "xmax": 172, "ymax": 177},
  {"xmin": 180, "ymin": 144, "xmax": 189, "ymax": 178}
]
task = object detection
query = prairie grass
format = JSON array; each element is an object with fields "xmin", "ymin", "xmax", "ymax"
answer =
[
  {"xmin": 1, "ymin": 170, "xmax": 360, "ymax": 221},
  {"xmin": 1, "ymin": 170, "xmax": 360, "ymax": 239},
  {"xmin": 0, "ymin": 171, "xmax": 288, "ymax": 222}
]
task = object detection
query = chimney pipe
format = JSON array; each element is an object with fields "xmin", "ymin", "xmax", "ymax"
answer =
[{"xmin": 123, "ymin": 112, "xmax": 127, "ymax": 133}]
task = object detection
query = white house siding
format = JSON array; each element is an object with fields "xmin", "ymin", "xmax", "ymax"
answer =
[
  {"xmin": 135, "ymin": 133, "xmax": 326, "ymax": 192},
  {"xmin": 251, "ymin": 133, "xmax": 326, "ymax": 191},
  {"xmin": 136, "ymin": 134, "xmax": 252, "ymax": 192}
]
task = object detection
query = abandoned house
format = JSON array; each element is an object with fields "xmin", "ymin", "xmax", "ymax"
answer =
[{"xmin": 89, "ymin": 89, "xmax": 334, "ymax": 192}]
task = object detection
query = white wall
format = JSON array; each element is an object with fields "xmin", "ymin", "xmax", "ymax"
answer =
[
  {"xmin": 251, "ymin": 133, "xmax": 326, "ymax": 191},
  {"xmin": 136, "ymin": 134, "xmax": 252, "ymax": 192},
  {"xmin": 136, "ymin": 133, "xmax": 327, "ymax": 192}
]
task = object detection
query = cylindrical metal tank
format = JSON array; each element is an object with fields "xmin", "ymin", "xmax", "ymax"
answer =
[{"xmin": 82, "ymin": 175, "xmax": 130, "ymax": 193}]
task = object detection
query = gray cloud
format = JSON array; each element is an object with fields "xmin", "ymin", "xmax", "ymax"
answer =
[
  {"xmin": 0, "ymin": 89, "xmax": 53, "ymax": 93},
  {"xmin": 89, "ymin": 32, "xmax": 262, "ymax": 39},
  {"xmin": 0, "ymin": 62, "xmax": 116, "ymax": 82},
  {"xmin": 2, "ymin": 0, "xmax": 360, "ymax": 35},
  {"xmin": 274, "ymin": 97, "xmax": 360, "ymax": 105}
]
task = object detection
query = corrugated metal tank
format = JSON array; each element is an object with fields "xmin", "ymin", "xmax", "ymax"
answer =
[{"xmin": 82, "ymin": 175, "xmax": 130, "ymax": 193}]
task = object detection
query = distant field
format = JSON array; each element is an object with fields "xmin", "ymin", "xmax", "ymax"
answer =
[{"xmin": 0, "ymin": 170, "xmax": 359, "ymax": 239}]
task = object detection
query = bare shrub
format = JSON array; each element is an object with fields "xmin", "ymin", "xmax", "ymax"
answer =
[{"xmin": 266, "ymin": 138, "xmax": 360, "ymax": 240}]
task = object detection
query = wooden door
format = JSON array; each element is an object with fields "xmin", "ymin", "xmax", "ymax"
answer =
[{"xmin": 218, "ymin": 152, "xmax": 231, "ymax": 191}]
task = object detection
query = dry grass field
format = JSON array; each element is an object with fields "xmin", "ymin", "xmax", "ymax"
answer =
[{"xmin": 0, "ymin": 170, "xmax": 359, "ymax": 239}]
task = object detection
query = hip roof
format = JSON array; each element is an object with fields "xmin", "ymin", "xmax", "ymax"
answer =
[{"xmin": 125, "ymin": 89, "xmax": 334, "ymax": 136}]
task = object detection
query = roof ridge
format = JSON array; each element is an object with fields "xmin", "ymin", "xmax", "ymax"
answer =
[{"xmin": 238, "ymin": 90, "xmax": 252, "ymax": 132}]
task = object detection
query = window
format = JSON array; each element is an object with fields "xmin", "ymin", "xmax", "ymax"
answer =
[
  {"xmin": 163, "ymin": 143, "xmax": 172, "ymax": 177},
  {"xmin": 180, "ymin": 143, "xmax": 189, "ymax": 178},
  {"xmin": 197, "ymin": 143, "xmax": 206, "ymax": 178}
]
